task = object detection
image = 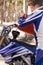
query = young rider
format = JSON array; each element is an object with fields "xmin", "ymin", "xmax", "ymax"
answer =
[{"xmin": 18, "ymin": 0, "xmax": 43, "ymax": 65}]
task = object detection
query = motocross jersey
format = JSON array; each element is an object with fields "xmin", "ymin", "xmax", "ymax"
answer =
[
  {"xmin": 18, "ymin": 14, "xmax": 34, "ymax": 35},
  {"xmin": 19, "ymin": 6, "xmax": 43, "ymax": 50}
]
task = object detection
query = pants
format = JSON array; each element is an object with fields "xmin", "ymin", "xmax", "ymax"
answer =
[{"xmin": 35, "ymin": 49, "xmax": 43, "ymax": 65}]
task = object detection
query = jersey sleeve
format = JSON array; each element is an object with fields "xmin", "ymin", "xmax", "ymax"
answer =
[{"xmin": 19, "ymin": 10, "xmax": 43, "ymax": 27}]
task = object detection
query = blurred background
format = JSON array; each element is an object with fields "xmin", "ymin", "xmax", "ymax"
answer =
[{"xmin": 0, "ymin": 0, "xmax": 31, "ymax": 23}]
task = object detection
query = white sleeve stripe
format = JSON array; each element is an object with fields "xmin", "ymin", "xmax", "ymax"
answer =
[
  {"xmin": 25, "ymin": 11, "xmax": 42, "ymax": 23},
  {"xmin": 23, "ymin": 14, "xmax": 42, "ymax": 24}
]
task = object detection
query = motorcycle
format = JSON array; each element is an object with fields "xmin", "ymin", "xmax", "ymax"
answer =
[{"xmin": 0, "ymin": 24, "xmax": 36, "ymax": 65}]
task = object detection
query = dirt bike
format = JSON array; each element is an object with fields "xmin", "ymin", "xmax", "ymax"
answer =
[{"xmin": 0, "ymin": 24, "xmax": 36, "ymax": 65}]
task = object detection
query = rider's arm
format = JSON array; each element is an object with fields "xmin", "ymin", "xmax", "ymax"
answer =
[{"xmin": 19, "ymin": 10, "xmax": 43, "ymax": 27}]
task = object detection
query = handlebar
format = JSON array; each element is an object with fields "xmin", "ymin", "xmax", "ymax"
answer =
[
  {"xmin": 0, "ymin": 24, "xmax": 17, "ymax": 46},
  {"xmin": 6, "ymin": 24, "xmax": 17, "ymax": 30},
  {"xmin": 1, "ymin": 24, "xmax": 17, "ymax": 36}
]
